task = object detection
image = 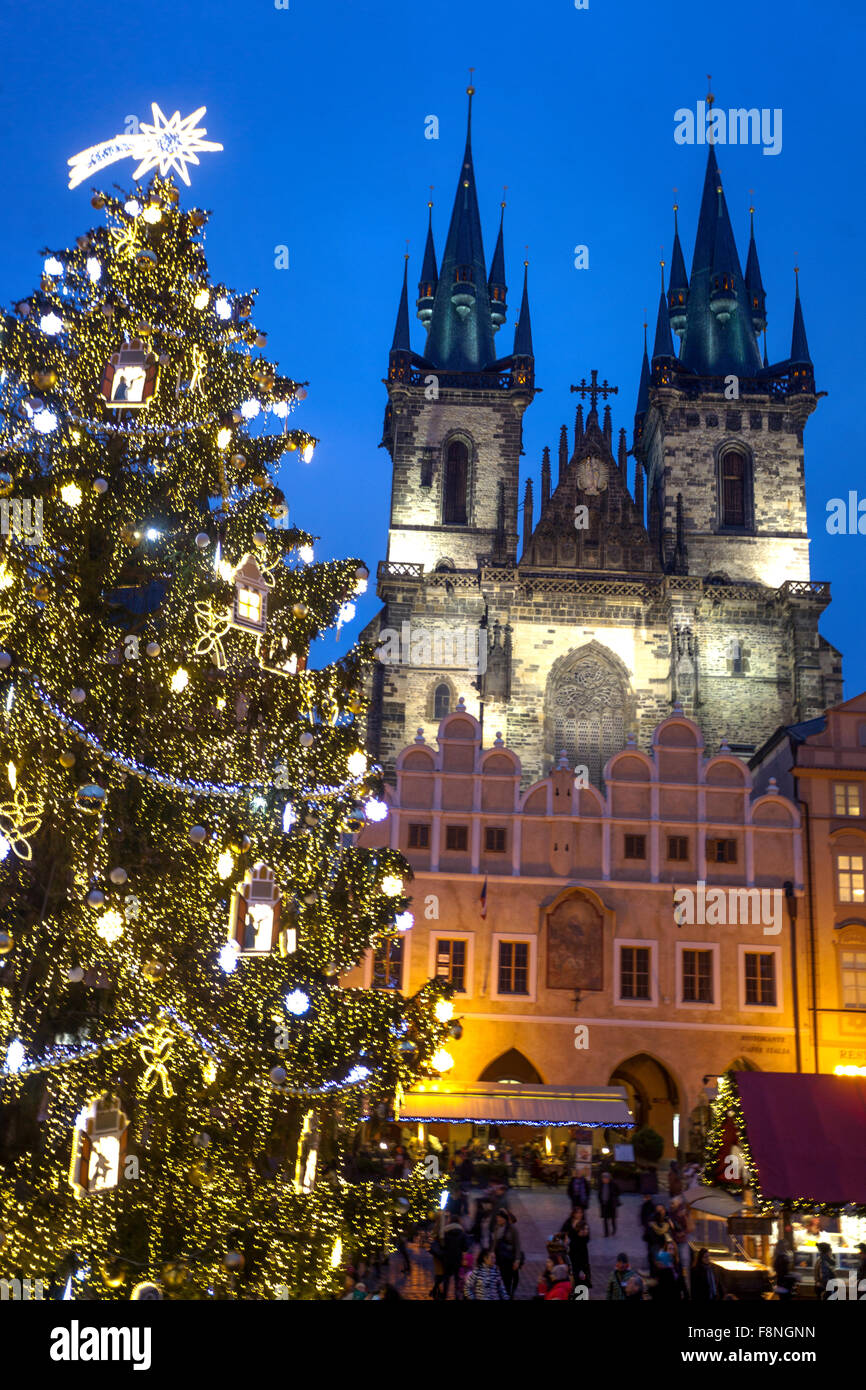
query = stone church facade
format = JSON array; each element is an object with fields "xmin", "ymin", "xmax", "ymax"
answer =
[{"xmin": 364, "ymin": 90, "xmax": 843, "ymax": 788}]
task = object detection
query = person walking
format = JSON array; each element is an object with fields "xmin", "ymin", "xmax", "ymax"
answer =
[
  {"xmin": 598, "ymin": 1170, "xmax": 621, "ymax": 1238},
  {"xmin": 647, "ymin": 1203, "xmax": 671, "ymax": 1267},
  {"xmin": 543, "ymin": 1263, "xmax": 573, "ymax": 1300},
  {"xmin": 491, "ymin": 1209, "xmax": 522, "ymax": 1298},
  {"xmin": 559, "ymin": 1207, "xmax": 592, "ymax": 1288},
  {"xmin": 606, "ymin": 1253, "xmax": 644, "ymax": 1301},
  {"xmin": 429, "ymin": 1204, "xmax": 467, "ymax": 1300},
  {"xmin": 463, "ymin": 1248, "xmax": 508, "ymax": 1300},
  {"xmin": 669, "ymin": 1195, "xmax": 692, "ymax": 1291},
  {"xmin": 691, "ymin": 1248, "xmax": 720, "ymax": 1301},
  {"xmin": 567, "ymin": 1169, "xmax": 590, "ymax": 1211},
  {"xmin": 470, "ymin": 1191, "xmax": 495, "ymax": 1250}
]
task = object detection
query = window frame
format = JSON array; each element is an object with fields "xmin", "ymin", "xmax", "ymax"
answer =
[
  {"xmin": 716, "ymin": 443, "xmax": 753, "ymax": 533},
  {"xmin": 407, "ymin": 822, "xmax": 431, "ymax": 850},
  {"xmin": 614, "ymin": 938, "xmax": 658, "ymax": 1008},
  {"xmin": 429, "ymin": 934, "xmax": 474, "ymax": 997},
  {"xmin": 444, "ymin": 824, "xmax": 469, "ymax": 853},
  {"xmin": 442, "ymin": 437, "xmax": 470, "ymax": 526},
  {"xmin": 836, "ymin": 852, "xmax": 866, "ymax": 904},
  {"xmin": 490, "ymin": 934, "xmax": 537, "ymax": 1003},
  {"xmin": 839, "ymin": 943, "xmax": 866, "ymax": 1010},
  {"xmin": 737, "ymin": 944, "xmax": 783, "ymax": 1013},
  {"xmin": 369, "ymin": 935, "xmax": 406, "ymax": 992},
  {"xmin": 676, "ymin": 941, "xmax": 720, "ymax": 1011},
  {"xmin": 667, "ymin": 835, "xmax": 689, "ymax": 862},
  {"xmin": 834, "ymin": 783, "xmax": 862, "ymax": 818},
  {"xmin": 624, "ymin": 833, "xmax": 647, "ymax": 861},
  {"xmin": 484, "ymin": 825, "xmax": 507, "ymax": 854},
  {"xmin": 707, "ymin": 837, "xmax": 738, "ymax": 864}
]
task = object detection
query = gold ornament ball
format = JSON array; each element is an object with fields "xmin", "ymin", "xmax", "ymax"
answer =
[
  {"xmin": 223, "ymin": 1250, "xmax": 245, "ymax": 1272},
  {"xmin": 0, "ymin": 931, "xmax": 13, "ymax": 956},
  {"xmin": 252, "ymin": 473, "xmax": 269, "ymax": 488},
  {"xmin": 255, "ymin": 333, "xmax": 267, "ymax": 348},
  {"xmin": 347, "ymin": 692, "xmax": 364, "ymax": 714},
  {"xmin": 120, "ymin": 525, "xmax": 138, "ymax": 547},
  {"xmin": 91, "ymin": 194, "xmax": 106, "ymax": 210},
  {"xmin": 285, "ymin": 439, "xmax": 298, "ymax": 451},
  {"xmin": 189, "ymin": 209, "xmax": 206, "ymax": 227},
  {"xmin": 165, "ymin": 185, "xmax": 180, "ymax": 204},
  {"xmin": 0, "ymin": 473, "xmax": 13, "ymax": 497},
  {"xmin": 136, "ymin": 322, "xmax": 153, "ymax": 338},
  {"xmin": 230, "ymin": 454, "xmax": 246, "ymax": 468},
  {"xmin": 292, "ymin": 602, "xmax": 308, "ymax": 619},
  {"xmin": 142, "ymin": 959, "xmax": 166, "ymax": 981},
  {"xmin": 32, "ymin": 369, "xmax": 57, "ymax": 390},
  {"xmin": 59, "ymin": 751, "xmax": 76, "ymax": 769},
  {"xmin": 32, "ymin": 582, "xmax": 50, "ymax": 602}
]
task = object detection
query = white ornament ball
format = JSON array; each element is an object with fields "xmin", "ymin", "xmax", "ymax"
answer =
[
  {"xmin": 67, "ymin": 965, "xmax": 85, "ymax": 983},
  {"xmin": 109, "ymin": 867, "xmax": 128, "ymax": 885},
  {"xmin": 71, "ymin": 687, "xmax": 86, "ymax": 703},
  {"xmin": 0, "ymin": 653, "xmax": 11, "ymax": 670},
  {"xmin": 86, "ymin": 889, "xmax": 105, "ymax": 908},
  {"xmin": 269, "ymin": 1066, "xmax": 287, "ymax": 1085},
  {"xmin": 299, "ymin": 731, "xmax": 314, "ymax": 748},
  {"xmin": 146, "ymin": 641, "xmax": 161, "ymax": 658},
  {"xmin": 93, "ymin": 478, "xmax": 108, "ymax": 495},
  {"xmin": 253, "ymin": 531, "xmax": 267, "ymax": 546},
  {"xmin": 296, "ymin": 387, "xmax": 308, "ymax": 401},
  {"xmin": 355, "ymin": 565, "xmax": 369, "ymax": 584},
  {"xmin": 189, "ymin": 826, "xmax": 207, "ymax": 845},
  {"xmin": 195, "ymin": 533, "xmax": 210, "ymax": 549},
  {"xmin": 194, "ymin": 1131, "xmax": 212, "ymax": 1149}
]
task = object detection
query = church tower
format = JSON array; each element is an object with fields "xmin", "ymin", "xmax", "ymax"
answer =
[{"xmin": 368, "ymin": 96, "xmax": 843, "ymax": 784}]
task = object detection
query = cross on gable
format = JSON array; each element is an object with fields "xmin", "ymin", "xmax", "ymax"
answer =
[{"xmin": 570, "ymin": 369, "xmax": 619, "ymax": 412}]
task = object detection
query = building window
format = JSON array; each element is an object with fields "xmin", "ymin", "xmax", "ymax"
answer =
[
  {"xmin": 436, "ymin": 939, "xmax": 467, "ymax": 993},
  {"xmin": 624, "ymin": 834, "xmax": 646, "ymax": 860},
  {"xmin": 408, "ymin": 823, "xmax": 430, "ymax": 849},
  {"xmin": 443, "ymin": 439, "xmax": 469, "ymax": 525},
  {"xmin": 620, "ymin": 946, "xmax": 651, "ymax": 1000},
  {"xmin": 372, "ymin": 937, "xmax": 404, "ymax": 990},
  {"xmin": 433, "ymin": 683, "xmax": 451, "ymax": 720},
  {"xmin": 707, "ymin": 838, "xmax": 738, "ymax": 864},
  {"xmin": 682, "ymin": 949, "xmax": 714, "ymax": 1003},
  {"xmin": 834, "ymin": 784, "xmax": 862, "ymax": 817},
  {"xmin": 720, "ymin": 449, "xmax": 748, "ymax": 529},
  {"xmin": 445, "ymin": 825, "xmax": 468, "ymax": 852},
  {"xmin": 485, "ymin": 827, "xmax": 507, "ymax": 853},
  {"xmin": 497, "ymin": 941, "xmax": 529, "ymax": 995},
  {"xmin": 837, "ymin": 854, "xmax": 865, "ymax": 903},
  {"xmin": 744, "ymin": 951, "xmax": 777, "ymax": 1006},
  {"xmin": 841, "ymin": 949, "xmax": 866, "ymax": 1009},
  {"xmin": 668, "ymin": 836, "xmax": 689, "ymax": 862},
  {"xmin": 549, "ymin": 655, "xmax": 628, "ymax": 788}
]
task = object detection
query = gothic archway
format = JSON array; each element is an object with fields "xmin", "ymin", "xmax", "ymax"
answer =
[
  {"xmin": 479, "ymin": 1050, "xmax": 543, "ymax": 1084},
  {"xmin": 608, "ymin": 1053, "xmax": 680, "ymax": 1157},
  {"xmin": 544, "ymin": 642, "xmax": 635, "ymax": 785}
]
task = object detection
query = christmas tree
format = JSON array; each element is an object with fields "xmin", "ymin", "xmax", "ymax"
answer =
[{"xmin": 0, "ymin": 173, "xmax": 452, "ymax": 1299}]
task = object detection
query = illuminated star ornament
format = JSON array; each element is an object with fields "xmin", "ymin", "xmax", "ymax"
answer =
[{"xmin": 68, "ymin": 104, "xmax": 223, "ymax": 190}]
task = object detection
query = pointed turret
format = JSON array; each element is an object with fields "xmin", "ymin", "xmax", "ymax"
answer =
[
  {"xmin": 602, "ymin": 403, "xmax": 613, "ymax": 449},
  {"xmin": 634, "ymin": 322, "xmax": 650, "ymax": 445},
  {"xmin": 522, "ymin": 477, "xmax": 534, "ymax": 553},
  {"xmin": 416, "ymin": 199, "xmax": 438, "ymax": 328},
  {"xmin": 423, "ymin": 85, "xmax": 498, "ymax": 373},
  {"xmin": 668, "ymin": 204, "xmax": 689, "ymax": 338},
  {"xmin": 744, "ymin": 205, "xmax": 766, "ymax": 335},
  {"xmin": 512, "ymin": 260, "xmax": 533, "ymax": 358},
  {"xmin": 558, "ymin": 424, "xmax": 569, "ymax": 484},
  {"xmin": 488, "ymin": 200, "xmax": 508, "ymax": 332},
  {"xmin": 790, "ymin": 268, "xmax": 811, "ymax": 364},
  {"xmin": 618, "ymin": 427, "xmax": 628, "ymax": 474},
  {"xmin": 541, "ymin": 446, "xmax": 551, "ymax": 509},
  {"xmin": 387, "ymin": 253, "xmax": 412, "ymax": 384},
  {"xmin": 679, "ymin": 145, "xmax": 762, "ymax": 377},
  {"xmin": 570, "ymin": 404, "xmax": 584, "ymax": 464},
  {"xmin": 634, "ymin": 458, "xmax": 645, "ymax": 519},
  {"xmin": 652, "ymin": 264, "xmax": 676, "ymax": 362}
]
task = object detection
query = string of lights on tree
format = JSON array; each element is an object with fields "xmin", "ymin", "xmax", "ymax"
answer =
[{"xmin": 0, "ymin": 156, "xmax": 453, "ymax": 1299}]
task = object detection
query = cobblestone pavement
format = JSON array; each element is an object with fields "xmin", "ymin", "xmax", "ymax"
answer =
[{"xmin": 379, "ymin": 1187, "xmax": 658, "ymax": 1300}]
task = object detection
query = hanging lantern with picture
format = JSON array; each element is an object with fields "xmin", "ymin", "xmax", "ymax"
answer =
[
  {"xmin": 100, "ymin": 338, "xmax": 159, "ymax": 410},
  {"xmin": 229, "ymin": 863, "xmax": 282, "ymax": 955},
  {"xmin": 69, "ymin": 1095, "xmax": 129, "ymax": 1196},
  {"xmin": 230, "ymin": 554, "xmax": 272, "ymax": 634}
]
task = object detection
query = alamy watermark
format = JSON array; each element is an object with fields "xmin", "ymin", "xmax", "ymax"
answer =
[
  {"xmin": 674, "ymin": 102, "xmax": 782, "ymax": 157},
  {"xmin": 377, "ymin": 622, "xmax": 487, "ymax": 675},
  {"xmin": 673, "ymin": 880, "xmax": 782, "ymax": 935},
  {"xmin": 0, "ymin": 498, "xmax": 42, "ymax": 543}
]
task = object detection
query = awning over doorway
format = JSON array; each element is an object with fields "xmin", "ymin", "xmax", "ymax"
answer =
[
  {"xmin": 395, "ymin": 1080, "xmax": 634, "ymax": 1128},
  {"xmin": 709, "ymin": 1071, "xmax": 866, "ymax": 1209}
]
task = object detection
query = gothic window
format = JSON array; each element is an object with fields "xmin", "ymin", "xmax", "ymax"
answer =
[
  {"xmin": 550, "ymin": 658, "xmax": 627, "ymax": 787},
  {"xmin": 443, "ymin": 440, "xmax": 469, "ymax": 524},
  {"xmin": 719, "ymin": 447, "xmax": 750, "ymax": 530},
  {"xmin": 433, "ymin": 683, "xmax": 451, "ymax": 720}
]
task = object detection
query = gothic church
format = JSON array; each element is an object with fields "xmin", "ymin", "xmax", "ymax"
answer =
[{"xmin": 366, "ymin": 89, "xmax": 843, "ymax": 787}]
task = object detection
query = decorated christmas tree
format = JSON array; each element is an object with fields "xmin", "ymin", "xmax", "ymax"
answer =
[{"xmin": 0, "ymin": 159, "xmax": 452, "ymax": 1299}]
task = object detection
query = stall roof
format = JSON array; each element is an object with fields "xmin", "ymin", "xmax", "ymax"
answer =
[
  {"xmin": 394, "ymin": 1081, "xmax": 633, "ymax": 1128},
  {"xmin": 734, "ymin": 1071, "xmax": 866, "ymax": 1206}
]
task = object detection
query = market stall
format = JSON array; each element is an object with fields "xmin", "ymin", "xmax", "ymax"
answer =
[{"xmin": 703, "ymin": 1070, "xmax": 866, "ymax": 1296}]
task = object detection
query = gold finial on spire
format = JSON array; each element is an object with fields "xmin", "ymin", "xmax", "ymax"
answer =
[
  {"xmin": 404, "ymin": 238, "xmax": 410, "ymax": 262},
  {"xmin": 501, "ymin": 184, "xmax": 508, "ymax": 210},
  {"xmin": 428, "ymin": 184, "xmax": 434, "ymax": 210},
  {"xmin": 467, "ymin": 66, "xmax": 475, "ymax": 96},
  {"xmin": 706, "ymin": 73, "xmax": 714, "ymax": 110},
  {"xmin": 524, "ymin": 243, "xmax": 529, "ymax": 267}
]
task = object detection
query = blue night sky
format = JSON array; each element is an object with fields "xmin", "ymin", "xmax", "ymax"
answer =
[{"xmin": 1, "ymin": 0, "xmax": 864, "ymax": 697}]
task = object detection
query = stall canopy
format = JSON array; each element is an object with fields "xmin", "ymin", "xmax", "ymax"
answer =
[
  {"xmin": 395, "ymin": 1081, "xmax": 633, "ymax": 1128},
  {"xmin": 716, "ymin": 1072, "xmax": 866, "ymax": 1207}
]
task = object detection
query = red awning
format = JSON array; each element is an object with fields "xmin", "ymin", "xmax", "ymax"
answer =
[{"xmin": 735, "ymin": 1071, "xmax": 866, "ymax": 1206}]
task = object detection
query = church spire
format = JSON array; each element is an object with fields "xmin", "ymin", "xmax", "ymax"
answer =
[
  {"xmin": 391, "ymin": 252, "xmax": 411, "ymax": 351},
  {"xmin": 488, "ymin": 194, "xmax": 508, "ymax": 332},
  {"xmin": 744, "ymin": 203, "xmax": 767, "ymax": 336},
  {"xmin": 416, "ymin": 194, "xmax": 438, "ymax": 327},
  {"xmin": 512, "ymin": 260, "xmax": 533, "ymax": 358},
  {"xmin": 791, "ymin": 266, "xmax": 811, "ymax": 364},
  {"xmin": 541, "ymin": 445, "xmax": 551, "ymax": 509},
  {"xmin": 668, "ymin": 201, "xmax": 689, "ymax": 338},
  {"xmin": 558, "ymin": 424, "xmax": 569, "ymax": 484},
  {"xmin": 522, "ymin": 476, "xmax": 534, "ymax": 553},
  {"xmin": 652, "ymin": 262, "xmax": 676, "ymax": 361},
  {"xmin": 422, "ymin": 81, "xmax": 497, "ymax": 372}
]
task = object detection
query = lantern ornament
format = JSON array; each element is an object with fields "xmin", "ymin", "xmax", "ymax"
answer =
[
  {"xmin": 69, "ymin": 1095, "xmax": 129, "ymax": 1196},
  {"xmin": 229, "ymin": 862, "xmax": 282, "ymax": 954},
  {"xmin": 230, "ymin": 554, "xmax": 271, "ymax": 635},
  {"xmin": 100, "ymin": 338, "xmax": 158, "ymax": 410}
]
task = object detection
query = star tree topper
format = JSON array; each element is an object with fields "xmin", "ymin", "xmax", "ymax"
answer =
[{"xmin": 68, "ymin": 104, "xmax": 223, "ymax": 189}]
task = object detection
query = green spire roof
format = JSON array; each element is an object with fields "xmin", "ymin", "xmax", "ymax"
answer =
[
  {"xmin": 390, "ymin": 254, "xmax": 411, "ymax": 352},
  {"xmin": 513, "ymin": 262, "xmax": 533, "ymax": 357},
  {"xmin": 744, "ymin": 207, "xmax": 767, "ymax": 334},
  {"xmin": 790, "ymin": 269, "xmax": 812, "ymax": 364},
  {"xmin": 652, "ymin": 265, "xmax": 675, "ymax": 361},
  {"xmin": 679, "ymin": 145, "xmax": 763, "ymax": 377}
]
